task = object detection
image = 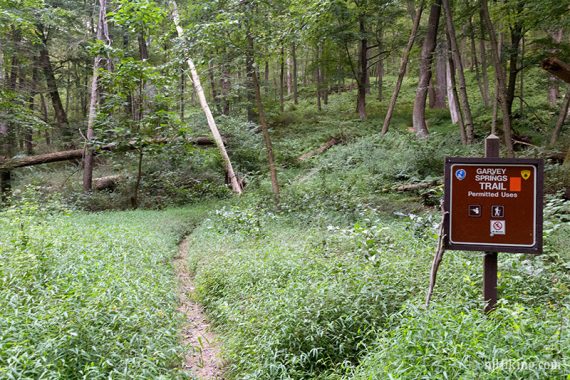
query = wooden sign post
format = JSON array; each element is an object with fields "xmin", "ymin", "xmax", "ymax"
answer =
[{"xmin": 443, "ymin": 135, "xmax": 543, "ymax": 312}]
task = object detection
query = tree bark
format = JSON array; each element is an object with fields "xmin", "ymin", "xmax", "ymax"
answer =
[
  {"xmin": 382, "ymin": 0, "xmax": 424, "ymax": 134},
  {"xmin": 37, "ymin": 27, "xmax": 72, "ymax": 146},
  {"xmin": 547, "ymin": 30, "xmax": 563, "ymax": 106},
  {"xmin": 479, "ymin": 11, "xmax": 491, "ymax": 107},
  {"xmin": 292, "ymin": 43, "xmax": 298, "ymax": 104},
  {"xmin": 316, "ymin": 45, "xmax": 322, "ymax": 112},
  {"xmin": 442, "ymin": 0, "xmax": 474, "ymax": 143},
  {"xmin": 480, "ymin": 0, "xmax": 515, "ymax": 156},
  {"xmin": 506, "ymin": 21, "xmax": 523, "ymax": 116},
  {"xmin": 430, "ymin": 41, "xmax": 447, "ymax": 109},
  {"xmin": 542, "ymin": 57, "xmax": 570, "ymax": 85},
  {"xmin": 170, "ymin": 1, "xmax": 242, "ymax": 194},
  {"xmin": 208, "ymin": 59, "xmax": 221, "ymax": 114},
  {"xmin": 247, "ymin": 33, "xmax": 280, "ymax": 207},
  {"xmin": 550, "ymin": 88, "xmax": 570, "ymax": 146},
  {"xmin": 280, "ymin": 46, "xmax": 285, "ymax": 112},
  {"xmin": 83, "ymin": 0, "xmax": 110, "ymax": 193},
  {"xmin": 356, "ymin": 15, "xmax": 368, "ymax": 120},
  {"xmin": 446, "ymin": 55, "xmax": 460, "ymax": 124},
  {"xmin": 412, "ymin": 0, "xmax": 442, "ymax": 138},
  {"xmin": 446, "ymin": 35, "xmax": 466, "ymax": 143},
  {"xmin": 221, "ymin": 64, "xmax": 231, "ymax": 115}
]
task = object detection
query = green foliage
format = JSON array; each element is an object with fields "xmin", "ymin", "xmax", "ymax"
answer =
[
  {"xmin": 187, "ymin": 208, "xmax": 433, "ymax": 379},
  {"xmin": 0, "ymin": 194, "xmax": 209, "ymax": 378}
]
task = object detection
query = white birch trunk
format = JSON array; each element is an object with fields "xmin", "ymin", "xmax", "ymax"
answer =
[
  {"xmin": 446, "ymin": 59, "xmax": 460, "ymax": 124},
  {"xmin": 170, "ymin": 0, "xmax": 242, "ymax": 194}
]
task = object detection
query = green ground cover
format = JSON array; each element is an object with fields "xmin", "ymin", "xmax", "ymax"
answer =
[{"xmin": 0, "ymin": 194, "xmax": 210, "ymax": 379}]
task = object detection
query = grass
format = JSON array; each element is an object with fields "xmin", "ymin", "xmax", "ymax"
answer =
[{"xmin": 0, "ymin": 193, "xmax": 212, "ymax": 379}]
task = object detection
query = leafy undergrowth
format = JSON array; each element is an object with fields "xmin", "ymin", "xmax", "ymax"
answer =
[
  {"xmin": 187, "ymin": 200, "xmax": 570, "ymax": 379},
  {"xmin": 0, "ymin": 193, "xmax": 210, "ymax": 379},
  {"xmin": 184, "ymin": 126, "xmax": 570, "ymax": 379}
]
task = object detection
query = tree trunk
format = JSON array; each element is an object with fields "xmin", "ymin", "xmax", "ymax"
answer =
[
  {"xmin": 480, "ymin": 0, "xmax": 515, "ymax": 156},
  {"xmin": 280, "ymin": 46, "xmax": 285, "ymax": 112},
  {"xmin": 37, "ymin": 27, "xmax": 71, "ymax": 146},
  {"xmin": 83, "ymin": 0, "xmax": 110, "ymax": 193},
  {"xmin": 292, "ymin": 43, "xmax": 298, "ymax": 104},
  {"xmin": 442, "ymin": 0, "xmax": 474, "ymax": 143},
  {"xmin": 382, "ymin": 0, "xmax": 424, "ymax": 134},
  {"xmin": 468, "ymin": 13, "xmax": 488, "ymax": 107},
  {"xmin": 286, "ymin": 56, "xmax": 292, "ymax": 96},
  {"xmin": 356, "ymin": 15, "xmax": 368, "ymax": 120},
  {"xmin": 506, "ymin": 22, "xmax": 523, "ymax": 117},
  {"xmin": 548, "ymin": 29, "xmax": 563, "ymax": 105},
  {"xmin": 430, "ymin": 41, "xmax": 447, "ymax": 109},
  {"xmin": 316, "ymin": 45, "xmax": 322, "ymax": 112},
  {"xmin": 550, "ymin": 88, "xmax": 570, "ymax": 146},
  {"xmin": 412, "ymin": 0, "xmax": 442, "ymax": 138},
  {"xmin": 221, "ymin": 64, "xmax": 230, "ymax": 115},
  {"xmin": 170, "ymin": 0, "xmax": 242, "ymax": 194},
  {"xmin": 247, "ymin": 33, "xmax": 280, "ymax": 207},
  {"xmin": 208, "ymin": 60, "xmax": 221, "ymax": 114},
  {"xmin": 479, "ymin": 12, "xmax": 490, "ymax": 107},
  {"xmin": 446, "ymin": 51, "xmax": 460, "ymax": 124},
  {"xmin": 446, "ymin": 36, "xmax": 466, "ymax": 143},
  {"xmin": 180, "ymin": 65, "xmax": 185, "ymax": 121},
  {"xmin": 245, "ymin": 35, "xmax": 257, "ymax": 122}
]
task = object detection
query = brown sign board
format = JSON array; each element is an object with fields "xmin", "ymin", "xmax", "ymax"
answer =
[{"xmin": 444, "ymin": 157, "xmax": 543, "ymax": 254}]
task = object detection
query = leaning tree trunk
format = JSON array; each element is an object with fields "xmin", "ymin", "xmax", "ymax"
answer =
[
  {"xmin": 84, "ymin": 0, "xmax": 111, "ymax": 192},
  {"xmin": 412, "ymin": 0, "xmax": 442, "ymax": 138},
  {"xmin": 170, "ymin": 0, "xmax": 242, "ymax": 194},
  {"xmin": 382, "ymin": 0, "xmax": 424, "ymax": 134},
  {"xmin": 480, "ymin": 0, "xmax": 515, "ymax": 156},
  {"xmin": 442, "ymin": 0, "xmax": 474, "ymax": 143},
  {"xmin": 550, "ymin": 88, "xmax": 570, "ymax": 146},
  {"xmin": 247, "ymin": 33, "xmax": 280, "ymax": 207}
]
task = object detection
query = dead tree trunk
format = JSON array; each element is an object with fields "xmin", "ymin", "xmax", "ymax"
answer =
[
  {"xmin": 170, "ymin": 1, "xmax": 243, "ymax": 194},
  {"xmin": 382, "ymin": 0, "xmax": 424, "ymax": 134},
  {"xmin": 412, "ymin": 0, "xmax": 442, "ymax": 138}
]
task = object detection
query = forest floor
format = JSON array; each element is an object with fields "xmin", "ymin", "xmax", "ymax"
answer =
[{"xmin": 175, "ymin": 237, "xmax": 224, "ymax": 379}]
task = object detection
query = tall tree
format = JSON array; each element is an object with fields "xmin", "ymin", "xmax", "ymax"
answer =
[
  {"xmin": 83, "ymin": 0, "xmax": 111, "ymax": 192},
  {"xmin": 382, "ymin": 0, "xmax": 424, "ymax": 135},
  {"xmin": 412, "ymin": 0, "xmax": 442, "ymax": 138}
]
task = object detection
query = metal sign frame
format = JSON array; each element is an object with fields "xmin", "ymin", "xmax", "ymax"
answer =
[{"xmin": 443, "ymin": 157, "xmax": 543, "ymax": 254}]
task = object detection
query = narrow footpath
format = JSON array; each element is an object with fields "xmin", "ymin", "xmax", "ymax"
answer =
[{"xmin": 174, "ymin": 238, "xmax": 224, "ymax": 379}]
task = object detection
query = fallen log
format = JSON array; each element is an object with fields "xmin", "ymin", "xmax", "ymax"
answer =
[
  {"xmin": 395, "ymin": 180, "xmax": 442, "ymax": 192},
  {"xmin": 541, "ymin": 57, "xmax": 570, "ymax": 84},
  {"xmin": 0, "ymin": 136, "xmax": 221, "ymax": 171},
  {"xmin": 298, "ymin": 137, "xmax": 340, "ymax": 162}
]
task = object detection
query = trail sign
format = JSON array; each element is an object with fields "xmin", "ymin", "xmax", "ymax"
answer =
[{"xmin": 444, "ymin": 157, "xmax": 543, "ymax": 254}]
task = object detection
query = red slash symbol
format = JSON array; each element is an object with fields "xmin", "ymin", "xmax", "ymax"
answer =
[{"xmin": 493, "ymin": 221, "xmax": 503, "ymax": 230}]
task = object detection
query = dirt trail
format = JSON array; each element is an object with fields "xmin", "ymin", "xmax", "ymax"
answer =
[{"xmin": 174, "ymin": 238, "xmax": 224, "ymax": 379}]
